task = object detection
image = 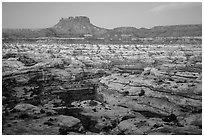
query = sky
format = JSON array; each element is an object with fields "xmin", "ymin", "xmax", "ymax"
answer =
[{"xmin": 2, "ymin": 2, "xmax": 202, "ymax": 29}]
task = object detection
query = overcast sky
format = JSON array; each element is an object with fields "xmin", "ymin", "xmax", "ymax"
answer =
[{"xmin": 2, "ymin": 2, "xmax": 202, "ymax": 29}]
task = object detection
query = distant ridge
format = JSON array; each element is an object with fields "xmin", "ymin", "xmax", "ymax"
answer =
[{"xmin": 2, "ymin": 16, "xmax": 202, "ymax": 39}]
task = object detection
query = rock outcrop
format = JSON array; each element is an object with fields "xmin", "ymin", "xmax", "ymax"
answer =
[
  {"xmin": 52, "ymin": 16, "xmax": 108, "ymax": 37},
  {"xmin": 2, "ymin": 39, "xmax": 202, "ymax": 135}
]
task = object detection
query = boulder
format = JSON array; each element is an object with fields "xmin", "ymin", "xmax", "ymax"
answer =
[
  {"xmin": 3, "ymin": 60, "xmax": 25, "ymax": 72},
  {"xmin": 94, "ymin": 117, "xmax": 112, "ymax": 131},
  {"xmin": 117, "ymin": 118, "xmax": 145, "ymax": 135},
  {"xmin": 54, "ymin": 115, "xmax": 83, "ymax": 134},
  {"xmin": 56, "ymin": 115, "xmax": 81, "ymax": 128},
  {"xmin": 14, "ymin": 103, "xmax": 41, "ymax": 114}
]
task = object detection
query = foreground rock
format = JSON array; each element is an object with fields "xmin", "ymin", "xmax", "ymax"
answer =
[
  {"xmin": 2, "ymin": 41, "xmax": 202, "ymax": 135},
  {"xmin": 14, "ymin": 103, "xmax": 41, "ymax": 115}
]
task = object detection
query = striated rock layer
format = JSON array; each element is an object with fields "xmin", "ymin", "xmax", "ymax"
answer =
[{"xmin": 2, "ymin": 40, "xmax": 202, "ymax": 135}]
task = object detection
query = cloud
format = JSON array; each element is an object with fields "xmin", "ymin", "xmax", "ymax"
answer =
[{"xmin": 150, "ymin": 3, "xmax": 200, "ymax": 12}]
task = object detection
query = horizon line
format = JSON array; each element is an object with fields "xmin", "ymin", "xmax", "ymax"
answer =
[{"xmin": 2, "ymin": 23, "xmax": 202, "ymax": 30}]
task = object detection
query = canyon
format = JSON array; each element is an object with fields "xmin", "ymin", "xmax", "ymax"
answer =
[{"xmin": 2, "ymin": 16, "xmax": 202, "ymax": 135}]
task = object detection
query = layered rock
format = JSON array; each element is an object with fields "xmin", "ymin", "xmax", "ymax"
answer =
[{"xmin": 2, "ymin": 40, "xmax": 202, "ymax": 135}]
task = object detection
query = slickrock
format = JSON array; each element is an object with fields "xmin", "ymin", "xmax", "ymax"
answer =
[{"xmin": 2, "ymin": 40, "xmax": 202, "ymax": 135}]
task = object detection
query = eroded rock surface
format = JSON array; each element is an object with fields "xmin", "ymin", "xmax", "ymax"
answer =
[{"xmin": 2, "ymin": 40, "xmax": 202, "ymax": 135}]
